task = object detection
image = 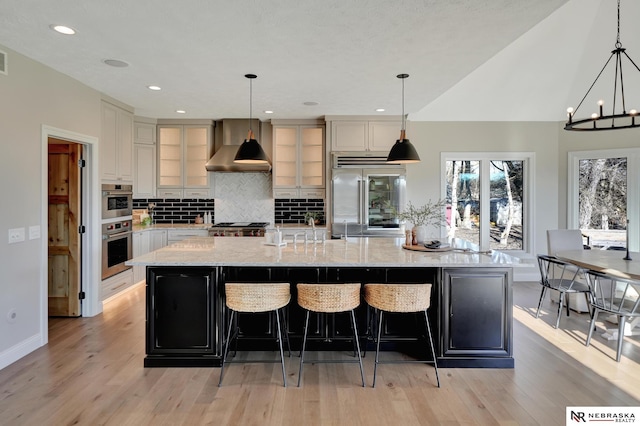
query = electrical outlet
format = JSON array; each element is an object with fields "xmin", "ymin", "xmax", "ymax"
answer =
[
  {"xmin": 8, "ymin": 228, "xmax": 25, "ymax": 244},
  {"xmin": 29, "ymin": 225, "xmax": 40, "ymax": 240}
]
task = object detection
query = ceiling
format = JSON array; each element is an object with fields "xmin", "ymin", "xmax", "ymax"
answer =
[{"xmin": 2, "ymin": 0, "xmax": 639, "ymax": 122}]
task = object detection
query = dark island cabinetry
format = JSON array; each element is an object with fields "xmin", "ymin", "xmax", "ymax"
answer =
[
  {"xmin": 440, "ymin": 268, "xmax": 513, "ymax": 367},
  {"xmin": 144, "ymin": 265, "xmax": 514, "ymax": 368},
  {"xmin": 145, "ymin": 267, "xmax": 221, "ymax": 367}
]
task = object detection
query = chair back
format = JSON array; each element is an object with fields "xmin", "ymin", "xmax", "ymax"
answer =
[
  {"xmin": 225, "ymin": 283, "xmax": 291, "ymax": 313},
  {"xmin": 585, "ymin": 271, "xmax": 640, "ymax": 317},
  {"xmin": 547, "ymin": 229, "xmax": 584, "ymax": 255},
  {"xmin": 537, "ymin": 254, "xmax": 584, "ymax": 291},
  {"xmin": 297, "ymin": 283, "xmax": 361, "ymax": 313},
  {"xmin": 364, "ymin": 283, "xmax": 432, "ymax": 313}
]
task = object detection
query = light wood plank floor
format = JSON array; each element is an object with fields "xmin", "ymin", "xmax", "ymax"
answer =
[{"xmin": 0, "ymin": 281, "xmax": 639, "ymax": 425}]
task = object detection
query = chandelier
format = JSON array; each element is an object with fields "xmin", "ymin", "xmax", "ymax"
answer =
[{"xmin": 565, "ymin": 0, "xmax": 640, "ymax": 131}]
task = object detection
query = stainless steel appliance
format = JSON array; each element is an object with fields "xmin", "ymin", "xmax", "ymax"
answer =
[
  {"xmin": 102, "ymin": 219, "xmax": 132, "ymax": 279},
  {"xmin": 102, "ymin": 184, "xmax": 133, "ymax": 219},
  {"xmin": 331, "ymin": 154, "xmax": 406, "ymax": 238},
  {"xmin": 208, "ymin": 222, "xmax": 269, "ymax": 237}
]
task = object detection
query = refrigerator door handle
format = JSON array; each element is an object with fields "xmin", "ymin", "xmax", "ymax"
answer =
[{"xmin": 358, "ymin": 178, "xmax": 363, "ymax": 224}]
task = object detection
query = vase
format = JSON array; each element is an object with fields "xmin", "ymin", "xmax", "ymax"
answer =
[{"xmin": 413, "ymin": 225, "xmax": 428, "ymax": 244}]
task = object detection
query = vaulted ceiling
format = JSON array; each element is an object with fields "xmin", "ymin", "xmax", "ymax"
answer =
[{"xmin": 2, "ymin": 0, "xmax": 639, "ymax": 122}]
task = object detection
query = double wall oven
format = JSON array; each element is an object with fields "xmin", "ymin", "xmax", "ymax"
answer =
[{"xmin": 102, "ymin": 184, "xmax": 133, "ymax": 280}]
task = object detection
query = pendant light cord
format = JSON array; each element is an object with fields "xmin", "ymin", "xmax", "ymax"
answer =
[
  {"xmin": 402, "ymin": 77, "xmax": 405, "ymax": 132},
  {"xmin": 616, "ymin": 0, "xmax": 621, "ymax": 48},
  {"xmin": 249, "ymin": 77, "xmax": 253, "ymax": 134}
]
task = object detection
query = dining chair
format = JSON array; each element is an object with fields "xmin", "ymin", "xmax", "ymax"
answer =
[
  {"xmin": 536, "ymin": 254, "xmax": 591, "ymax": 328},
  {"xmin": 546, "ymin": 229, "xmax": 591, "ymax": 313},
  {"xmin": 585, "ymin": 270, "xmax": 640, "ymax": 362}
]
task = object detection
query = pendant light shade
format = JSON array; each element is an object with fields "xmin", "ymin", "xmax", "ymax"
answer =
[
  {"xmin": 387, "ymin": 74, "xmax": 420, "ymax": 163},
  {"xmin": 234, "ymin": 74, "xmax": 270, "ymax": 164}
]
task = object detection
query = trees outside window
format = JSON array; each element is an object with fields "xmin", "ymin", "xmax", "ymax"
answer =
[{"xmin": 444, "ymin": 154, "xmax": 530, "ymax": 252}]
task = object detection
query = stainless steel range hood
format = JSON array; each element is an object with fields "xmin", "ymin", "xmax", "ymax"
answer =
[{"xmin": 205, "ymin": 119, "xmax": 271, "ymax": 172}]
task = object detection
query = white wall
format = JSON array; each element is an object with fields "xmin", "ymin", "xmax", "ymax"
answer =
[
  {"xmin": 405, "ymin": 120, "xmax": 561, "ymax": 258},
  {"xmin": 0, "ymin": 44, "xmax": 101, "ymax": 367}
]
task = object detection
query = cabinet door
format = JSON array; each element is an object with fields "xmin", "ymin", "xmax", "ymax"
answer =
[
  {"xmin": 147, "ymin": 267, "xmax": 217, "ymax": 354},
  {"xmin": 134, "ymin": 122, "xmax": 156, "ymax": 145},
  {"xmin": 184, "ymin": 126, "xmax": 210, "ymax": 188},
  {"xmin": 331, "ymin": 121, "xmax": 367, "ymax": 151},
  {"xmin": 133, "ymin": 144, "xmax": 156, "ymax": 198},
  {"xmin": 158, "ymin": 126, "xmax": 182, "ymax": 187},
  {"xmin": 273, "ymin": 127, "xmax": 298, "ymax": 188},
  {"xmin": 369, "ymin": 121, "xmax": 400, "ymax": 151},
  {"xmin": 442, "ymin": 268, "xmax": 512, "ymax": 357},
  {"xmin": 132, "ymin": 231, "xmax": 150, "ymax": 284},
  {"xmin": 117, "ymin": 110, "xmax": 134, "ymax": 181},
  {"xmin": 149, "ymin": 230, "xmax": 167, "ymax": 251},
  {"xmin": 101, "ymin": 103, "xmax": 118, "ymax": 181},
  {"xmin": 300, "ymin": 126, "xmax": 324, "ymax": 188}
]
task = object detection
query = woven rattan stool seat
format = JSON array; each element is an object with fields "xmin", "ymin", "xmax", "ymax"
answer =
[
  {"xmin": 364, "ymin": 283, "xmax": 431, "ymax": 313},
  {"xmin": 296, "ymin": 283, "xmax": 365, "ymax": 387},
  {"xmin": 297, "ymin": 283, "xmax": 361, "ymax": 313},
  {"xmin": 364, "ymin": 283, "xmax": 440, "ymax": 388},
  {"xmin": 225, "ymin": 282, "xmax": 291, "ymax": 312}
]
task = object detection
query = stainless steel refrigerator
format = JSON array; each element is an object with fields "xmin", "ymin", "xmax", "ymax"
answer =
[{"xmin": 331, "ymin": 167, "xmax": 406, "ymax": 238}]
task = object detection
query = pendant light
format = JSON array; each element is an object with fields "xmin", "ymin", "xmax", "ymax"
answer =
[
  {"xmin": 387, "ymin": 74, "xmax": 420, "ymax": 163},
  {"xmin": 234, "ymin": 74, "xmax": 270, "ymax": 164}
]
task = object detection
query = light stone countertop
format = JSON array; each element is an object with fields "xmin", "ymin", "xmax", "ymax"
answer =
[
  {"xmin": 132, "ymin": 223, "xmax": 212, "ymax": 233},
  {"xmin": 127, "ymin": 236, "xmax": 529, "ymax": 268}
]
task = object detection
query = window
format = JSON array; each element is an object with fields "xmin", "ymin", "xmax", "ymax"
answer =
[
  {"xmin": 443, "ymin": 153, "xmax": 533, "ymax": 253},
  {"xmin": 568, "ymin": 148, "xmax": 640, "ymax": 251}
]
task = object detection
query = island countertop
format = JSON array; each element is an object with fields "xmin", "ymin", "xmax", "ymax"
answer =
[{"xmin": 127, "ymin": 236, "xmax": 528, "ymax": 268}]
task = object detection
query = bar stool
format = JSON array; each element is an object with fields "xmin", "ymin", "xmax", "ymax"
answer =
[
  {"xmin": 218, "ymin": 282, "xmax": 291, "ymax": 387},
  {"xmin": 296, "ymin": 283, "xmax": 365, "ymax": 387},
  {"xmin": 364, "ymin": 283, "xmax": 440, "ymax": 388}
]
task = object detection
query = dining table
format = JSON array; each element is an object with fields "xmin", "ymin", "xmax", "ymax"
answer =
[{"xmin": 556, "ymin": 249, "xmax": 640, "ymax": 340}]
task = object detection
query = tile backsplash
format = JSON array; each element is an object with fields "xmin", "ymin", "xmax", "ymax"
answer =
[
  {"xmin": 133, "ymin": 198, "xmax": 214, "ymax": 224},
  {"xmin": 275, "ymin": 198, "xmax": 325, "ymax": 225}
]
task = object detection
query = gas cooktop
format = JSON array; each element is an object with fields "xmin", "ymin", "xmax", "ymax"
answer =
[{"xmin": 210, "ymin": 222, "xmax": 269, "ymax": 228}]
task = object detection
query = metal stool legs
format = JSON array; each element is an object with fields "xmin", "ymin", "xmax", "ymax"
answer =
[
  {"xmin": 372, "ymin": 309, "xmax": 440, "ymax": 388},
  {"xmin": 297, "ymin": 309, "xmax": 365, "ymax": 387},
  {"xmin": 218, "ymin": 308, "xmax": 288, "ymax": 387}
]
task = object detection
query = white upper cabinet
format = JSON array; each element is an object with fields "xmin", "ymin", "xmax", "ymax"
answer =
[
  {"xmin": 273, "ymin": 121, "xmax": 325, "ymax": 198},
  {"xmin": 328, "ymin": 117, "xmax": 400, "ymax": 152},
  {"xmin": 133, "ymin": 119, "xmax": 157, "ymax": 198},
  {"xmin": 157, "ymin": 121, "xmax": 212, "ymax": 198},
  {"xmin": 101, "ymin": 101, "xmax": 133, "ymax": 182}
]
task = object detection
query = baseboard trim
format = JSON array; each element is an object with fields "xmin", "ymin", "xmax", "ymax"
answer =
[{"xmin": 0, "ymin": 334, "xmax": 43, "ymax": 371}]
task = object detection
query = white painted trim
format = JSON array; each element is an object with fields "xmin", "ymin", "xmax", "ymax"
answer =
[
  {"xmin": 41, "ymin": 126, "xmax": 102, "ymax": 348},
  {"xmin": 0, "ymin": 334, "xmax": 41, "ymax": 370},
  {"xmin": 567, "ymin": 148, "xmax": 640, "ymax": 251},
  {"xmin": 440, "ymin": 152, "xmax": 535, "ymax": 255}
]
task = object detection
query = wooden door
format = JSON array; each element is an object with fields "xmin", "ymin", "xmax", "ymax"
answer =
[{"xmin": 48, "ymin": 139, "xmax": 82, "ymax": 317}]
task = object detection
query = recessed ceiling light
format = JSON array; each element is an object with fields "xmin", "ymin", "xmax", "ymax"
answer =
[
  {"xmin": 103, "ymin": 59, "xmax": 129, "ymax": 68},
  {"xmin": 376, "ymin": 108, "xmax": 385, "ymax": 112},
  {"xmin": 303, "ymin": 101, "xmax": 319, "ymax": 106},
  {"xmin": 176, "ymin": 110, "xmax": 186, "ymax": 114},
  {"xmin": 147, "ymin": 85, "xmax": 161, "ymax": 91},
  {"xmin": 264, "ymin": 110, "xmax": 274, "ymax": 114},
  {"xmin": 50, "ymin": 25, "xmax": 76, "ymax": 35}
]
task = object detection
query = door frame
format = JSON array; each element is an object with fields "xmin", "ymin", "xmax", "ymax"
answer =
[{"xmin": 40, "ymin": 125, "xmax": 101, "ymax": 345}]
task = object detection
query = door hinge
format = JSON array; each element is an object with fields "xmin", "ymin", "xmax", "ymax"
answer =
[
  {"xmin": 78, "ymin": 159, "xmax": 86, "ymax": 168},
  {"xmin": 78, "ymin": 225, "xmax": 86, "ymax": 234},
  {"xmin": 78, "ymin": 291, "xmax": 86, "ymax": 300}
]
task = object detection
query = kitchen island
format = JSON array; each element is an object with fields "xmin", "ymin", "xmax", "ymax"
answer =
[{"xmin": 128, "ymin": 237, "xmax": 529, "ymax": 368}]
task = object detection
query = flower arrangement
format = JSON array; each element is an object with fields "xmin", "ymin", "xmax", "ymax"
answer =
[{"xmin": 392, "ymin": 199, "xmax": 447, "ymax": 228}]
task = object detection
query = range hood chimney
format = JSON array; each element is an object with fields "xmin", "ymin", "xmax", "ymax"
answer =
[{"xmin": 205, "ymin": 119, "xmax": 271, "ymax": 172}]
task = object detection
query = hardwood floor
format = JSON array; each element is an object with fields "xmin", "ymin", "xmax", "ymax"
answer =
[{"xmin": 1, "ymin": 281, "xmax": 639, "ymax": 425}]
